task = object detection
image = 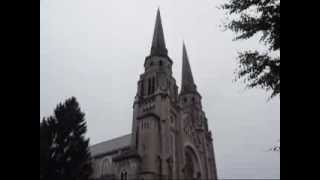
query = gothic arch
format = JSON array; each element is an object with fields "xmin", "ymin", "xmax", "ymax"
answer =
[
  {"xmin": 101, "ymin": 157, "xmax": 111, "ymax": 175},
  {"xmin": 183, "ymin": 145, "xmax": 203, "ymax": 180},
  {"xmin": 120, "ymin": 170, "xmax": 128, "ymax": 180}
]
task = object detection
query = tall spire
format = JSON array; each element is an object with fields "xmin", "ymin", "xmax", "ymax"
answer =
[
  {"xmin": 150, "ymin": 8, "xmax": 168, "ymax": 57},
  {"xmin": 181, "ymin": 42, "xmax": 197, "ymax": 94}
]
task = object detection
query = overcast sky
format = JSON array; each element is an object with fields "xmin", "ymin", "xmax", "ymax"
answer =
[{"xmin": 40, "ymin": 0, "xmax": 280, "ymax": 179}]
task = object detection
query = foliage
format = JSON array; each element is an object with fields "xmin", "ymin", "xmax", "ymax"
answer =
[
  {"xmin": 269, "ymin": 139, "xmax": 280, "ymax": 152},
  {"xmin": 40, "ymin": 97, "xmax": 93, "ymax": 180},
  {"xmin": 221, "ymin": 0, "xmax": 280, "ymax": 98}
]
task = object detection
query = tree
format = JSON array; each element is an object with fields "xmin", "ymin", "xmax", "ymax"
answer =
[
  {"xmin": 40, "ymin": 117, "xmax": 55, "ymax": 179},
  {"xmin": 270, "ymin": 145, "xmax": 280, "ymax": 152},
  {"xmin": 221, "ymin": 0, "xmax": 280, "ymax": 98},
  {"xmin": 269, "ymin": 139, "xmax": 280, "ymax": 152},
  {"xmin": 40, "ymin": 97, "xmax": 93, "ymax": 180}
]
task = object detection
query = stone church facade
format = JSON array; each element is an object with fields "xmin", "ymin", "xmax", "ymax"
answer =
[{"xmin": 90, "ymin": 9, "xmax": 218, "ymax": 180}]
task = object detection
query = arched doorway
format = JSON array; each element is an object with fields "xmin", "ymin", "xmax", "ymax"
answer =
[{"xmin": 184, "ymin": 146, "xmax": 201, "ymax": 180}]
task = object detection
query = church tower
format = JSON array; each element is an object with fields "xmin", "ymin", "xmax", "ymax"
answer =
[
  {"xmin": 178, "ymin": 43, "xmax": 218, "ymax": 180},
  {"xmin": 90, "ymin": 8, "xmax": 218, "ymax": 180},
  {"xmin": 130, "ymin": 9, "xmax": 217, "ymax": 180},
  {"xmin": 131, "ymin": 9, "xmax": 180, "ymax": 180}
]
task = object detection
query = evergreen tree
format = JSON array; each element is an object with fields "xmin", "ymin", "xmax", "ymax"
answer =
[
  {"xmin": 40, "ymin": 97, "xmax": 93, "ymax": 180},
  {"xmin": 221, "ymin": 0, "xmax": 280, "ymax": 98},
  {"xmin": 40, "ymin": 118, "xmax": 51, "ymax": 179}
]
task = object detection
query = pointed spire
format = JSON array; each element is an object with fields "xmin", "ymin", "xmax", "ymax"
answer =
[
  {"xmin": 150, "ymin": 8, "xmax": 168, "ymax": 57},
  {"xmin": 181, "ymin": 42, "xmax": 197, "ymax": 94}
]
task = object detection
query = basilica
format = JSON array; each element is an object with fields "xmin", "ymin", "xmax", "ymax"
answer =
[{"xmin": 90, "ymin": 9, "xmax": 218, "ymax": 180}]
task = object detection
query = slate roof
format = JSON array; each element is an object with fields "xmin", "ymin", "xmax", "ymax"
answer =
[{"xmin": 90, "ymin": 134, "xmax": 132, "ymax": 157}]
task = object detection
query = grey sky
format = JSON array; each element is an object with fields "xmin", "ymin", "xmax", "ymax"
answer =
[{"xmin": 40, "ymin": 0, "xmax": 280, "ymax": 179}]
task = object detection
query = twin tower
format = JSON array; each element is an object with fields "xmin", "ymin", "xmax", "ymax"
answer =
[{"xmin": 128, "ymin": 9, "xmax": 218, "ymax": 180}]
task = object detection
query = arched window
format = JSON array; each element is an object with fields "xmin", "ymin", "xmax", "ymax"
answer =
[
  {"xmin": 151, "ymin": 77, "xmax": 155, "ymax": 93},
  {"xmin": 148, "ymin": 78, "xmax": 151, "ymax": 95},
  {"xmin": 185, "ymin": 152, "xmax": 194, "ymax": 179},
  {"xmin": 184, "ymin": 147, "xmax": 201, "ymax": 180},
  {"xmin": 147, "ymin": 77, "xmax": 156, "ymax": 95},
  {"xmin": 140, "ymin": 81, "xmax": 144, "ymax": 96},
  {"xmin": 101, "ymin": 158, "xmax": 110, "ymax": 175},
  {"xmin": 100, "ymin": 159, "xmax": 108, "ymax": 175},
  {"xmin": 93, "ymin": 161, "xmax": 100, "ymax": 177},
  {"xmin": 145, "ymin": 121, "xmax": 148, "ymax": 129},
  {"xmin": 120, "ymin": 170, "xmax": 127, "ymax": 180}
]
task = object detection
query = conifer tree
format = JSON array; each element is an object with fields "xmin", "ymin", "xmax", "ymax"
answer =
[{"xmin": 40, "ymin": 97, "xmax": 93, "ymax": 180}]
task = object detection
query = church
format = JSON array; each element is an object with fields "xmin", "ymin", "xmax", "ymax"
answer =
[{"xmin": 90, "ymin": 9, "xmax": 218, "ymax": 180}]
